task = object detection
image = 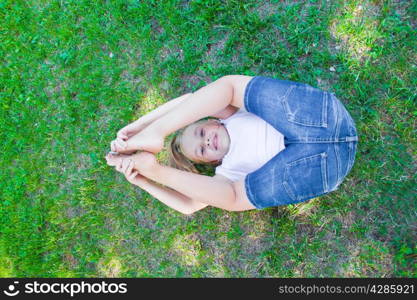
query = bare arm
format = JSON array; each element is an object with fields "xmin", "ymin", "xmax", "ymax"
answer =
[
  {"xmin": 131, "ymin": 93, "xmax": 193, "ymax": 127},
  {"xmin": 130, "ymin": 87, "xmax": 242, "ymax": 126},
  {"xmin": 119, "ymin": 91, "xmax": 237, "ymax": 138},
  {"xmin": 125, "ymin": 151, "xmax": 255, "ymax": 212},
  {"xmin": 147, "ymin": 76, "xmax": 234, "ymax": 138},
  {"xmin": 113, "ymin": 152, "xmax": 208, "ymax": 215},
  {"xmin": 140, "ymin": 163, "xmax": 237, "ymax": 211},
  {"xmin": 140, "ymin": 180, "xmax": 208, "ymax": 215},
  {"xmin": 113, "ymin": 75, "xmax": 252, "ymax": 154}
]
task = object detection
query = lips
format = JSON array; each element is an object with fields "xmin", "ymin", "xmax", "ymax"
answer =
[{"xmin": 213, "ymin": 134, "xmax": 217, "ymax": 150}]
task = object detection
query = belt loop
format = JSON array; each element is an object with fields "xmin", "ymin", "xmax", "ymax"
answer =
[{"xmin": 346, "ymin": 136, "xmax": 358, "ymax": 142}]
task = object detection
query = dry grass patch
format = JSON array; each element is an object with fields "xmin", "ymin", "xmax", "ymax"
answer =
[
  {"xmin": 329, "ymin": 2, "xmax": 382, "ymax": 64},
  {"xmin": 340, "ymin": 240, "xmax": 394, "ymax": 277},
  {"xmin": 97, "ymin": 256, "xmax": 123, "ymax": 277},
  {"xmin": 171, "ymin": 233, "xmax": 202, "ymax": 267}
]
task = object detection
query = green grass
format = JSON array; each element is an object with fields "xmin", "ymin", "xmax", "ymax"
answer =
[{"xmin": 1, "ymin": 0, "xmax": 416, "ymax": 277}]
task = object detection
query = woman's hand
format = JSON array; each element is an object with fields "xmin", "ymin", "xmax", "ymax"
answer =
[
  {"xmin": 118, "ymin": 158, "xmax": 149, "ymax": 188},
  {"xmin": 114, "ymin": 151, "xmax": 158, "ymax": 178},
  {"xmin": 115, "ymin": 153, "xmax": 158, "ymax": 188},
  {"xmin": 117, "ymin": 120, "xmax": 148, "ymax": 141},
  {"xmin": 111, "ymin": 121, "xmax": 150, "ymax": 155},
  {"xmin": 111, "ymin": 127, "xmax": 164, "ymax": 154}
]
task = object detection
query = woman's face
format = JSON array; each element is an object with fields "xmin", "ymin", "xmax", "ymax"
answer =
[{"xmin": 180, "ymin": 119, "xmax": 230, "ymax": 164}]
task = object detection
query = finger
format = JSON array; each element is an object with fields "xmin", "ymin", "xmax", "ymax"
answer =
[
  {"xmin": 129, "ymin": 171, "xmax": 140, "ymax": 182},
  {"xmin": 113, "ymin": 140, "xmax": 121, "ymax": 152},
  {"xmin": 125, "ymin": 163, "xmax": 136, "ymax": 182},
  {"xmin": 105, "ymin": 153, "xmax": 112, "ymax": 165},
  {"xmin": 116, "ymin": 138, "xmax": 127, "ymax": 149},
  {"xmin": 122, "ymin": 158, "xmax": 132, "ymax": 174},
  {"xmin": 120, "ymin": 159, "xmax": 128, "ymax": 173},
  {"xmin": 129, "ymin": 171, "xmax": 139, "ymax": 180},
  {"xmin": 116, "ymin": 160, "xmax": 123, "ymax": 172},
  {"xmin": 117, "ymin": 130, "xmax": 129, "ymax": 140},
  {"xmin": 106, "ymin": 153, "xmax": 119, "ymax": 167},
  {"xmin": 114, "ymin": 140, "xmax": 122, "ymax": 152},
  {"xmin": 125, "ymin": 159, "xmax": 134, "ymax": 175},
  {"xmin": 110, "ymin": 140, "xmax": 115, "ymax": 152}
]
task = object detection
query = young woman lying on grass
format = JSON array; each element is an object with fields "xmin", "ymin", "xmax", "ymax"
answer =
[{"xmin": 106, "ymin": 75, "xmax": 358, "ymax": 215}]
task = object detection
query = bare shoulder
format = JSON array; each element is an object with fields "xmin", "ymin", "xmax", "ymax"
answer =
[
  {"xmin": 213, "ymin": 174, "xmax": 257, "ymax": 211},
  {"xmin": 221, "ymin": 75, "xmax": 254, "ymax": 109}
]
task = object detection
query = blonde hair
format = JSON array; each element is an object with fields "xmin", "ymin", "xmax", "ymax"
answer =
[{"xmin": 167, "ymin": 120, "xmax": 222, "ymax": 174}]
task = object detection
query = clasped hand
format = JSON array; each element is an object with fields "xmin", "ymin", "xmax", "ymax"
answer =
[
  {"xmin": 106, "ymin": 120, "xmax": 164, "ymax": 186},
  {"xmin": 105, "ymin": 151, "xmax": 157, "ymax": 187},
  {"xmin": 110, "ymin": 123, "xmax": 164, "ymax": 154}
]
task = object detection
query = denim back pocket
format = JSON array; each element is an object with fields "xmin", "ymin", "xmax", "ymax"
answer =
[
  {"xmin": 281, "ymin": 84, "xmax": 328, "ymax": 128},
  {"xmin": 283, "ymin": 152, "xmax": 329, "ymax": 203}
]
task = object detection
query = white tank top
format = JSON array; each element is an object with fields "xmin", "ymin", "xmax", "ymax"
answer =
[{"xmin": 215, "ymin": 107, "xmax": 286, "ymax": 182}]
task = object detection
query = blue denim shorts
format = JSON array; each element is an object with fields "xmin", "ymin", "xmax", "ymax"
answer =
[{"xmin": 243, "ymin": 76, "xmax": 359, "ymax": 209}]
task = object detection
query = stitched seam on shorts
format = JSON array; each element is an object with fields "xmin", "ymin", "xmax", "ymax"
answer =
[
  {"xmin": 333, "ymin": 94, "xmax": 342, "ymax": 139},
  {"xmin": 279, "ymin": 84, "xmax": 295, "ymax": 101},
  {"xmin": 243, "ymin": 76, "xmax": 259, "ymax": 113},
  {"xmin": 321, "ymin": 152, "xmax": 329, "ymax": 193},
  {"xmin": 345, "ymin": 141, "xmax": 357, "ymax": 178},
  {"xmin": 286, "ymin": 139, "xmax": 357, "ymax": 143},
  {"xmin": 286, "ymin": 152, "xmax": 322, "ymax": 167},
  {"xmin": 283, "ymin": 165, "xmax": 296, "ymax": 201},
  {"xmin": 244, "ymin": 174, "xmax": 262, "ymax": 209},
  {"xmin": 346, "ymin": 142, "xmax": 353, "ymax": 178},
  {"xmin": 322, "ymin": 92, "xmax": 328, "ymax": 128},
  {"xmin": 334, "ymin": 96, "xmax": 342, "ymax": 187},
  {"xmin": 280, "ymin": 86, "xmax": 294, "ymax": 126}
]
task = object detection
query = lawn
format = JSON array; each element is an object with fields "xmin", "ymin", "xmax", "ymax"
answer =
[{"xmin": 0, "ymin": 0, "xmax": 416, "ymax": 277}]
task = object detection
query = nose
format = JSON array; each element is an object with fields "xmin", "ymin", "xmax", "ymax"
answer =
[{"xmin": 204, "ymin": 132, "xmax": 213, "ymax": 149}]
